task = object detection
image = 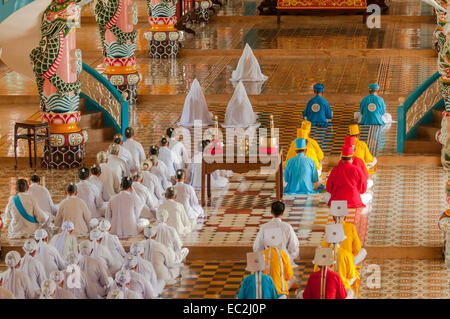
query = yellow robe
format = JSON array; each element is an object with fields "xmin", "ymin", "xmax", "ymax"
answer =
[
  {"xmin": 307, "ymin": 138, "xmax": 324, "ymax": 162},
  {"xmin": 340, "ymin": 221, "xmax": 362, "ymax": 257},
  {"xmin": 263, "ymin": 247, "xmax": 294, "ymax": 295},
  {"xmin": 284, "ymin": 140, "xmax": 320, "ymax": 171},
  {"xmin": 354, "ymin": 138, "xmax": 375, "ymax": 173}
]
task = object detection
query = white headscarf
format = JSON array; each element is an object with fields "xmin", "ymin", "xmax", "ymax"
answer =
[
  {"xmin": 79, "ymin": 240, "xmax": 92, "ymax": 257},
  {"xmin": 3, "ymin": 251, "xmax": 21, "ymax": 297},
  {"xmin": 178, "ymin": 78, "xmax": 214, "ymax": 128},
  {"xmin": 35, "ymin": 228, "xmax": 48, "ymax": 253},
  {"xmin": 19, "ymin": 239, "xmax": 37, "ymax": 275},
  {"xmin": 123, "ymin": 254, "xmax": 138, "ymax": 270},
  {"xmin": 55, "ymin": 221, "xmax": 74, "ymax": 256},
  {"xmin": 98, "ymin": 219, "xmax": 111, "ymax": 232},
  {"xmin": 49, "ymin": 270, "xmax": 65, "ymax": 285},
  {"xmin": 114, "ymin": 269, "xmax": 131, "ymax": 294},
  {"xmin": 39, "ymin": 279, "xmax": 56, "ymax": 299}
]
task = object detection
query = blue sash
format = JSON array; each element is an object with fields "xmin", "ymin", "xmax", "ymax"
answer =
[{"xmin": 13, "ymin": 194, "xmax": 38, "ymax": 224}]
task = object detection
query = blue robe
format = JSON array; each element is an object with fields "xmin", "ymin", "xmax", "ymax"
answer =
[
  {"xmin": 359, "ymin": 94, "xmax": 386, "ymax": 125},
  {"xmin": 237, "ymin": 272, "xmax": 280, "ymax": 299},
  {"xmin": 303, "ymin": 95, "xmax": 333, "ymax": 127},
  {"xmin": 284, "ymin": 153, "xmax": 318, "ymax": 195}
]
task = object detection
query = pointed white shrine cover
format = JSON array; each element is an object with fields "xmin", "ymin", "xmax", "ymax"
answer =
[
  {"xmin": 178, "ymin": 79, "xmax": 214, "ymax": 127},
  {"xmin": 230, "ymin": 43, "xmax": 268, "ymax": 82},
  {"xmin": 222, "ymin": 81, "xmax": 259, "ymax": 128}
]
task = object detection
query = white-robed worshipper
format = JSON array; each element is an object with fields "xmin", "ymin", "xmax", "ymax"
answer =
[
  {"xmin": 158, "ymin": 136, "xmax": 178, "ymax": 178},
  {"xmin": 157, "ymin": 187, "xmax": 193, "ymax": 235},
  {"xmin": 78, "ymin": 240, "xmax": 113, "ymax": 298},
  {"xmin": 89, "ymin": 165, "xmax": 110, "ymax": 202},
  {"xmin": 97, "ymin": 151, "xmax": 120, "ymax": 199},
  {"xmin": 166, "ymin": 127, "xmax": 189, "ymax": 170},
  {"xmin": 113, "ymin": 134, "xmax": 136, "ymax": 173},
  {"xmin": 111, "ymin": 269, "xmax": 142, "ymax": 299},
  {"xmin": 123, "ymin": 254, "xmax": 156, "ymax": 299},
  {"xmin": 98, "ymin": 219, "xmax": 126, "ymax": 265},
  {"xmin": 132, "ymin": 171, "xmax": 158, "ymax": 220},
  {"xmin": 28, "ymin": 174, "xmax": 57, "ymax": 216},
  {"xmin": 90, "ymin": 228, "xmax": 122, "ymax": 276},
  {"xmin": 107, "ymin": 144, "xmax": 131, "ymax": 181},
  {"xmin": 129, "ymin": 242, "xmax": 165, "ymax": 297},
  {"xmin": 76, "ymin": 167, "xmax": 107, "ymax": 219},
  {"xmin": 231, "ymin": 43, "xmax": 268, "ymax": 83},
  {"xmin": 5, "ymin": 179, "xmax": 50, "ymax": 239},
  {"xmin": 141, "ymin": 159, "xmax": 165, "ymax": 204},
  {"xmin": 154, "ymin": 209, "xmax": 189, "ymax": 264},
  {"xmin": 49, "ymin": 270, "xmax": 74, "ymax": 299},
  {"xmin": 0, "ymin": 287, "xmax": 15, "ymax": 299},
  {"xmin": 39, "ymin": 279, "xmax": 57, "ymax": 299},
  {"xmin": 174, "ymin": 169, "xmax": 204, "ymax": 224},
  {"xmin": 223, "ymin": 81, "xmax": 259, "ymax": 128},
  {"xmin": 123, "ymin": 127, "xmax": 146, "ymax": 173},
  {"xmin": 178, "ymin": 78, "xmax": 215, "ymax": 128},
  {"xmin": 64, "ymin": 252, "xmax": 101, "ymax": 299},
  {"xmin": 49, "ymin": 221, "xmax": 78, "ymax": 260},
  {"xmin": 148, "ymin": 153, "xmax": 172, "ymax": 191},
  {"xmin": 253, "ymin": 201, "xmax": 299, "ymax": 290},
  {"xmin": 54, "ymin": 183, "xmax": 92, "ymax": 236},
  {"xmin": 142, "ymin": 226, "xmax": 182, "ymax": 285},
  {"xmin": 1, "ymin": 251, "xmax": 37, "ymax": 299},
  {"xmin": 34, "ymin": 229, "xmax": 66, "ymax": 277},
  {"xmin": 106, "ymin": 177, "xmax": 143, "ymax": 238},
  {"xmin": 19, "ymin": 239, "xmax": 47, "ymax": 292}
]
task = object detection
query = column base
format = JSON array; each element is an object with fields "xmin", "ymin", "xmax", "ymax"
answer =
[
  {"xmin": 42, "ymin": 144, "xmax": 85, "ymax": 169},
  {"xmin": 149, "ymin": 40, "xmax": 180, "ymax": 58},
  {"xmin": 104, "ymin": 72, "xmax": 140, "ymax": 104},
  {"xmin": 195, "ymin": 0, "xmax": 213, "ymax": 23}
]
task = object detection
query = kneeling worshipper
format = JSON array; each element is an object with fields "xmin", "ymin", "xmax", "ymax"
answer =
[
  {"xmin": 303, "ymin": 83, "xmax": 333, "ymax": 127},
  {"xmin": 348, "ymin": 124, "xmax": 377, "ymax": 174},
  {"xmin": 39, "ymin": 279, "xmax": 57, "ymax": 299},
  {"xmin": 167, "ymin": 127, "xmax": 189, "ymax": 170},
  {"xmin": 113, "ymin": 134, "xmax": 136, "ymax": 173},
  {"xmin": 174, "ymin": 169, "xmax": 204, "ymax": 221},
  {"xmin": 107, "ymin": 144, "xmax": 131, "ymax": 181},
  {"xmin": 49, "ymin": 221, "xmax": 77, "ymax": 260},
  {"xmin": 123, "ymin": 254, "xmax": 156, "ymax": 299},
  {"xmin": 129, "ymin": 242, "xmax": 165, "ymax": 297},
  {"xmin": 237, "ymin": 251, "xmax": 280, "ymax": 299},
  {"xmin": 178, "ymin": 78, "xmax": 215, "ymax": 128},
  {"xmin": 106, "ymin": 177, "xmax": 143, "ymax": 238},
  {"xmin": 34, "ymin": 229, "xmax": 66, "ymax": 277},
  {"xmin": 330, "ymin": 201, "xmax": 367, "ymax": 266},
  {"xmin": 123, "ymin": 127, "xmax": 146, "ymax": 174},
  {"xmin": 154, "ymin": 209, "xmax": 190, "ymax": 264},
  {"xmin": 78, "ymin": 240, "xmax": 113, "ymax": 298},
  {"xmin": 343, "ymin": 136, "xmax": 373, "ymax": 190},
  {"xmin": 111, "ymin": 269, "xmax": 141, "ymax": 299},
  {"xmin": 49, "ymin": 271, "xmax": 74, "ymax": 299},
  {"xmin": 223, "ymin": 80, "xmax": 259, "ymax": 130},
  {"xmin": 143, "ymin": 226, "xmax": 182, "ymax": 285},
  {"xmin": 315, "ymin": 224, "xmax": 359, "ymax": 298},
  {"xmin": 253, "ymin": 201, "xmax": 299, "ymax": 289},
  {"xmin": 158, "ymin": 136, "xmax": 178, "ymax": 178},
  {"xmin": 97, "ymin": 219, "xmax": 126, "ymax": 265},
  {"xmin": 90, "ymin": 228, "xmax": 122, "ymax": 276},
  {"xmin": 149, "ymin": 146, "xmax": 173, "ymax": 189},
  {"xmin": 141, "ymin": 159, "xmax": 166, "ymax": 203},
  {"xmin": 54, "ymin": 183, "xmax": 92, "ymax": 236},
  {"xmin": 19, "ymin": 239, "xmax": 47, "ymax": 291},
  {"xmin": 324, "ymin": 145, "xmax": 368, "ymax": 209},
  {"xmin": 284, "ymin": 129, "xmax": 321, "ymax": 176},
  {"xmin": 1, "ymin": 251, "xmax": 37, "ymax": 299},
  {"xmin": 28, "ymin": 174, "xmax": 57, "ymax": 216},
  {"xmin": 76, "ymin": 167, "xmax": 106, "ymax": 219},
  {"xmin": 89, "ymin": 165, "xmax": 110, "ymax": 202},
  {"xmin": 261, "ymin": 229, "xmax": 294, "ymax": 298},
  {"xmin": 300, "ymin": 247, "xmax": 347, "ymax": 299},
  {"xmin": 132, "ymin": 171, "xmax": 158, "ymax": 220},
  {"xmin": 300, "ymin": 120, "xmax": 324, "ymax": 163},
  {"xmin": 284, "ymin": 138, "xmax": 320, "ymax": 195},
  {"xmin": 356, "ymin": 83, "xmax": 393, "ymax": 125},
  {"xmin": 158, "ymin": 187, "xmax": 193, "ymax": 235},
  {"xmin": 97, "ymin": 151, "xmax": 120, "ymax": 199},
  {"xmin": 230, "ymin": 43, "xmax": 268, "ymax": 83},
  {"xmin": 64, "ymin": 252, "xmax": 101, "ymax": 299},
  {"xmin": 5, "ymin": 178, "xmax": 49, "ymax": 239}
]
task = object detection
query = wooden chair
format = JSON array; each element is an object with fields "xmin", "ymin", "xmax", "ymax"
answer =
[{"xmin": 14, "ymin": 121, "xmax": 50, "ymax": 169}]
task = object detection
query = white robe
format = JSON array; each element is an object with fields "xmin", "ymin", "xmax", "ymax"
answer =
[
  {"xmin": 89, "ymin": 175, "xmax": 110, "ymax": 202},
  {"xmin": 63, "ymin": 268, "xmax": 101, "ymax": 299},
  {"xmin": 143, "ymin": 171, "xmax": 165, "ymax": 202},
  {"xmin": 155, "ymin": 223, "xmax": 189, "ymax": 263},
  {"xmin": 118, "ymin": 144, "xmax": 136, "ymax": 173},
  {"xmin": 101, "ymin": 232, "xmax": 126, "ymax": 265},
  {"xmin": 5, "ymin": 193, "xmax": 49, "ymax": 239},
  {"xmin": 99, "ymin": 163, "xmax": 120, "ymax": 200},
  {"xmin": 187, "ymin": 152, "xmax": 229, "ymax": 190},
  {"xmin": 55, "ymin": 286, "xmax": 75, "ymax": 299},
  {"xmin": 158, "ymin": 199, "xmax": 192, "ymax": 235},
  {"xmin": 151, "ymin": 162, "xmax": 172, "ymax": 190},
  {"xmin": 19, "ymin": 254, "xmax": 47, "ymax": 291},
  {"xmin": 132, "ymin": 182, "xmax": 158, "ymax": 219},
  {"xmin": 106, "ymin": 191, "xmax": 141, "ymax": 238},
  {"xmin": 129, "ymin": 270, "xmax": 155, "ymax": 299},
  {"xmin": 107, "ymin": 155, "xmax": 131, "ymax": 181},
  {"xmin": 178, "ymin": 78, "xmax": 215, "ymax": 128},
  {"xmin": 78, "ymin": 255, "xmax": 111, "ymax": 298},
  {"xmin": 0, "ymin": 268, "xmax": 37, "ymax": 299},
  {"xmin": 92, "ymin": 242, "xmax": 121, "ymax": 276},
  {"xmin": 49, "ymin": 232, "xmax": 78, "ymax": 260},
  {"xmin": 108, "ymin": 284, "xmax": 142, "ymax": 299},
  {"xmin": 169, "ymin": 137, "xmax": 189, "ymax": 169},
  {"xmin": 158, "ymin": 146, "xmax": 177, "ymax": 177},
  {"xmin": 54, "ymin": 196, "xmax": 91, "ymax": 236},
  {"xmin": 142, "ymin": 239, "xmax": 180, "ymax": 284},
  {"xmin": 174, "ymin": 182, "xmax": 204, "ymax": 219},
  {"xmin": 34, "ymin": 242, "xmax": 66, "ymax": 278},
  {"xmin": 76, "ymin": 180, "xmax": 106, "ymax": 219},
  {"xmin": 123, "ymin": 138, "xmax": 146, "ymax": 174},
  {"xmin": 27, "ymin": 183, "xmax": 57, "ymax": 216},
  {"xmin": 136, "ymin": 256, "xmax": 165, "ymax": 296}
]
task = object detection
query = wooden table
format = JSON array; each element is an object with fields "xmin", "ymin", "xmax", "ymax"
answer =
[
  {"xmin": 201, "ymin": 147, "xmax": 284, "ymax": 206},
  {"xmin": 14, "ymin": 120, "xmax": 50, "ymax": 169}
]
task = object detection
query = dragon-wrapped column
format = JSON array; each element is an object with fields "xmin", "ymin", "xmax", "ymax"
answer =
[
  {"xmin": 30, "ymin": 0, "xmax": 88, "ymax": 169},
  {"xmin": 95, "ymin": 0, "xmax": 140, "ymax": 104},
  {"xmin": 144, "ymin": 0, "xmax": 183, "ymax": 58}
]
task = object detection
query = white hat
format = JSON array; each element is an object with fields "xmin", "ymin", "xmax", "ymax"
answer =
[
  {"xmin": 98, "ymin": 219, "xmax": 111, "ymax": 232},
  {"xmin": 115, "ymin": 269, "xmax": 131, "ymax": 286},
  {"xmin": 49, "ymin": 270, "xmax": 65, "ymax": 284},
  {"xmin": 123, "ymin": 254, "xmax": 138, "ymax": 270},
  {"xmin": 222, "ymin": 81, "xmax": 258, "ymax": 128},
  {"xmin": 178, "ymin": 78, "xmax": 214, "ymax": 128},
  {"xmin": 312, "ymin": 247, "xmax": 335, "ymax": 266},
  {"xmin": 156, "ymin": 209, "xmax": 169, "ymax": 223},
  {"xmin": 231, "ymin": 43, "xmax": 268, "ymax": 82},
  {"xmin": 90, "ymin": 228, "xmax": 104, "ymax": 241},
  {"xmin": 35, "ymin": 228, "xmax": 48, "ymax": 241},
  {"xmin": 330, "ymin": 200, "xmax": 349, "ymax": 217},
  {"xmin": 5, "ymin": 251, "xmax": 21, "ymax": 268},
  {"xmin": 137, "ymin": 218, "xmax": 150, "ymax": 228},
  {"xmin": 263, "ymin": 228, "xmax": 283, "ymax": 249},
  {"xmin": 23, "ymin": 239, "xmax": 37, "ymax": 253},
  {"xmin": 89, "ymin": 218, "xmax": 99, "ymax": 229},
  {"xmin": 325, "ymin": 224, "xmax": 347, "ymax": 244},
  {"xmin": 40, "ymin": 279, "xmax": 57, "ymax": 299},
  {"xmin": 130, "ymin": 242, "xmax": 144, "ymax": 256},
  {"xmin": 62, "ymin": 221, "xmax": 75, "ymax": 231},
  {"xmin": 245, "ymin": 251, "xmax": 266, "ymax": 272},
  {"xmin": 79, "ymin": 240, "xmax": 93, "ymax": 256},
  {"xmin": 144, "ymin": 226, "xmax": 157, "ymax": 238},
  {"xmin": 66, "ymin": 252, "xmax": 80, "ymax": 265},
  {"xmin": 107, "ymin": 289, "xmax": 125, "ymax": 299}
]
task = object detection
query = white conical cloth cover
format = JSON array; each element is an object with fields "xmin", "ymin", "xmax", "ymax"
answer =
[
  {"xmin": 223, "ymin": 81, "xmax": 257, "ymax": 128},
  {"xmin": 178, "ymin": 79, "xmax": 214, "ymax": 127},
  {"xmin": 231, "ymin": 43, "xmax": 268, "ymax": 82}
]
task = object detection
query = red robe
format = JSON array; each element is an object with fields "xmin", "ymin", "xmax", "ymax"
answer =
[
  {"xmin": 303, "ymin": 267, "xmax": 347, "ymax": 299},
  {"xmin": 352, "ymin": 156, "xmax": 368, "ymax": 182},
  {"xmin": 326, "ymin": 161, "xmax": 367, "ymax": 208}
]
